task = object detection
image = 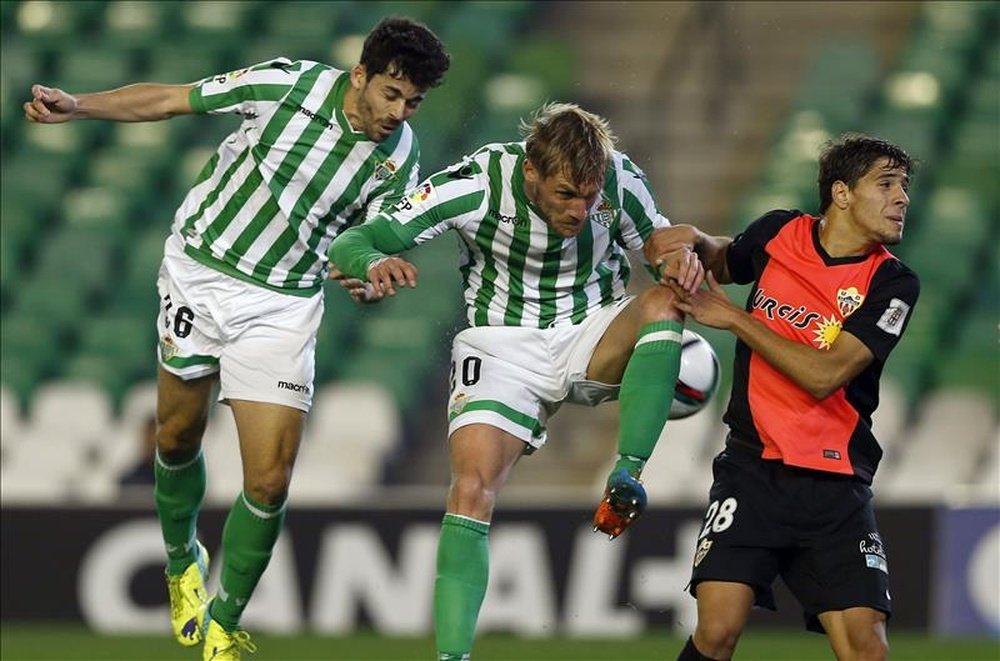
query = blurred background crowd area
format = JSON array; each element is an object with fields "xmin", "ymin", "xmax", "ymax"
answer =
[{"xmin": 0, "ymin": 0, "xmax": 996, "ymax": 507}]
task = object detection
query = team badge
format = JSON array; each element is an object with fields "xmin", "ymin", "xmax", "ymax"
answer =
[
  {"xmin": 836, "ymin": 287, "xmax": 865, "ymax": 317},
  {"xmin": 449, "ymin": 393, "xmax": 469, "ymax": 419},
  {"xmin": 374, "ymin": 159, "xmax": 398, "ymax": 182},
  {"xmin": 693, "ymin": 538, "xmax": 713, "ymax": 567},
  {"xmin": 587, "ymin": 198, "xmax": 618, "ymax": 228},
  {"xmin": 159, "ymin": 337, "xmax": 179, "ymax": 361}
]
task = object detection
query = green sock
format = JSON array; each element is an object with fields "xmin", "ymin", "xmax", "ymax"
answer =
[
  {"xmin": 614, "ymin": 320, "xmax": 684, "ymax": 478},
  {"xmin": 154, "ymin": 450, "xmax": 206, "ymax": 575},
  {"xmin": 434, "ymin": 513, "xmax": 490, "ymax": 659},
  {"xmin": 209, "ymin": 491, "xmax": 286, "ymax": 632}
]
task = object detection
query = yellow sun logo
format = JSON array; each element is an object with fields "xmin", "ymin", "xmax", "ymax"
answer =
[{"xmin": 813, "ymin": 315, "xmax": 842, "ymax": 349}]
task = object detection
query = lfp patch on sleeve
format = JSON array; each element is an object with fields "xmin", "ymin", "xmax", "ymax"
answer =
[{"xmin": 876, "ymin": 298, "xmax": 910, "ymax": 336}]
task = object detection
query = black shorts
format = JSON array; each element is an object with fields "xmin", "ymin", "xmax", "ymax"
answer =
[{"xmin": 687, "ymin": 439, "xmax": 892, "ymax": 633}]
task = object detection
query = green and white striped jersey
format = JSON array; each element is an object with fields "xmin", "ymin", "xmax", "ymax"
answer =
[
  {"xmin": 176, "ymin": 59, "xmax": 420, "ymax": 296},
  {"xmin": 379, "ymin": 142, "xmax": 669, "ymax": 328}
]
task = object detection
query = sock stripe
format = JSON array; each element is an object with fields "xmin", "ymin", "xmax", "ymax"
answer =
[
  {"xmin": 240, "ymin": 491, "xmax": 286, "ymax": 519},
  {"xmin": 442, "ymin": 512, "xmax": 490, "ymax": 533},
  {"xmin": 155, "ymin": 449, "xmax": 204, "ymax": 472},
  {"xmin": 635, "ymin": 329, "xmax": 683, "ymax": 348}
]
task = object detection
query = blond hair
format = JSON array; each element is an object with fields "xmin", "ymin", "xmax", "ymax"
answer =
[{"xmin": 520, "ymin": 102, "xmax": 617, "ymax": 187}]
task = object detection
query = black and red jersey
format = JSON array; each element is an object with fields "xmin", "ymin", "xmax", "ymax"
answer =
[{"xmin": 723, "ymin": 210, "xmax": 920, "ymax": 483}]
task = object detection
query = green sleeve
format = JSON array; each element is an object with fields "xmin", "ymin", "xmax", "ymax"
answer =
[{"xmin": 328, "ymin": 218, "xmax": 414, "ymax": 280}]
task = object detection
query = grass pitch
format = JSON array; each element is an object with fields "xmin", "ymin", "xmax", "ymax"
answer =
[{"xmin": 1, "ymin": 626, "xmax": 997, "ymax": 660}]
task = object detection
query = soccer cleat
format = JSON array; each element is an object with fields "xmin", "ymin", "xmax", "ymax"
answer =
[
  {"xmin": 198, "ymin": 602, "xmax": 257, "ymax": 661},
  {"xmin": 166, "ymin": 541, "xmax": 210, "ymax": 646},
  {"xmin": 592, "ymin": 468, "xmax": 648, "ymax": 539}
]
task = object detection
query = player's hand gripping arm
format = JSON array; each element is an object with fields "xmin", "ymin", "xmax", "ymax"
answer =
[
  {"xmin": 328, "ymin": 218, "xmax": 419, "ymax": 300},
  {"xmin": 674, "ymin": 271, "xmax": 875, "ymax": 399},
  {"xmin": 24, "ymin": 83, "xmax": 194, "ymax": 124}
]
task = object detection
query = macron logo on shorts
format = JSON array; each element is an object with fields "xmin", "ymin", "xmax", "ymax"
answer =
[{"xmin": 277, "ymin": 380, "xmax": 310, "ymax": 394}]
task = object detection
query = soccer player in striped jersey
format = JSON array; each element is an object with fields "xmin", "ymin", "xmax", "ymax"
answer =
[
  {"xmin": 330, "ymin": 102, "xmax": 704, "ymax": 660},
  {"xmin": 25, "ymin": 17, "xmax": 449, "ymax": 661},
  {"xmin": 669, "ymin": 134, "xmax": 917, "ymax": 661}
]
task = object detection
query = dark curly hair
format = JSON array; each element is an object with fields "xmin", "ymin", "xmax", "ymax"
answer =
[
  {"xmin": 818, "ymin": 133, "xmax": 915, "ymax": 213},
  {"xmin": 360, "ymin": 16, "xmax": 450, "ymax": 90}
]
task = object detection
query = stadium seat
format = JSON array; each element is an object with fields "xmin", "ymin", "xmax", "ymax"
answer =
[
  {"xmin": 61, "ymin": 186, "xmax": 129, "ymax": 238},
  {"xmin": 202, "ymin": 405, "xmax": 244, "ymax": 504},
  {"xmin": 293, "ymin": 382, "xmax": 401, "ymax": 502},
  {"xmin": 99, "ymin": 380, "xmax": 157, "ymax": 482},
  {"xmin": 52, "ymin": 47, "xmax": 137, "ymax": 92},
  {"xmin": 1, "ymin": 380, "xmax": 116, "ymax": 502},
  {"xmin": 0, "ymin": 384, "xmax": 24, "ymax": 456},
  {"xmin": 101, "ymin": 0, "xmax": 178, "ymax": 46},
  {"xmin": 878, "ymin": 390, "xmax": 997, "ymax": 501}
]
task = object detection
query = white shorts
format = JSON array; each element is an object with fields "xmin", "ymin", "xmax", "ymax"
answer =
[
  {"xmin": 447, "ymin": 296, "xmax": 633, "ymax": 449},
  {"xmin": 155, "ymin": 235, "xmax": 323, "ymax": 412}
]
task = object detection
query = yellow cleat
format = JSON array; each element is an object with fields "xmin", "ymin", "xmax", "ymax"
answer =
[
  {"xmin": 166, "ymin": 541, "xmax": 209, "ymax": 646},
  {"xmin": 200, "ymin": 603, "xmax": 257, "ymax": 661}
]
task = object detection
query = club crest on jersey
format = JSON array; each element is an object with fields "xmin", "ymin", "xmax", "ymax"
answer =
[
  {"xmin": 587, "ymin": 198, "xmax": 618, "ymax": 228},
  {"xmin": 693, "ymin": 538, "xmax": 713, "ymax": 567},
  {"xmin": 837, "ymin": 287, "xmax": 865, "ymax": 317},
  {"xmin": 374, "ymin": 159, "xmax": 398, "ymax": 182},
  {"xmin": 449, "ymin": 393, "xmax": 470, "ymax": 419},
  {"xmin": 159, "ymin": 337, "xmax": 179, "ymax": 361}
]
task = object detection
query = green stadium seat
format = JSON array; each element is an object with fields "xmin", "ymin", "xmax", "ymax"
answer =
[
  {"xmin": 339, "ymin": 348, "xmax": 428, "ymax": 415},
  {"xmin": 266, "ymin": 2, "xmax": 343, "ymax": 45},
  {"xmin": 369, "ymin": 1, "xmax": 443, "ymax": 24},
  {"xmin": 0, "ymin": 352, "xmax": 47, "ymax": 410},
  {"xmin": 12, "ymin": 269, "xmax": 92, "ymax": 336},
  {"xmin": 143, "ymin": 42, "xmax": 225, "ymax": 84},
  {"xmin": 101, "ymin": 0, "xmax": 179, "ymax": 47},
  {"xmin": 59, "ymin": 353, "xmax": 133, "ymax": 406},
  {"xmin": 52, "ymin": 47, "xmax": 137, "ymax": 92},
  {"xmin": 107, "ymin": 226, "xmax": 166, "ymax": 319},
  {"xmin": 31, "ymin": 227, "xmax": 120, "ymax": 303},
  {"xmin": 177, "ymin": 1, "xmax": 254, "ymax": 47},
  {"xmin": 74, "ymin": 315, "xmax": 154, "ymax": 378},
  {"xmin": 13, "ymin": 0, "xmax": 104, "ymax": 46},
  {"xmin": 61, "ymin": 187, "xmax": 129, "ymax": 238},
  {"xmin": 504, "ymin": 37, "xmax": 576, "ymax": 98}
]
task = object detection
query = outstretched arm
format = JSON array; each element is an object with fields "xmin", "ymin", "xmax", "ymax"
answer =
[
  {"xmin": 329, "ymin": 218, "xmax": 418, "ymax": 298},
  {"xmin": 24, "ymin": 82, "xmax": 194, "ymax": 123},
  {"xmin": 675, "ymin": 271, "xmax": 875, "ymax": 399}
]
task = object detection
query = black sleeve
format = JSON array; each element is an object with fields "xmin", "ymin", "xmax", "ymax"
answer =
[
  {"xmin": 726, "ymin": 210, "xmax": 801, "ymax": 284},
  {"xmin": 843, "ymin": 259, "xmax": 920, "ymax": 362}
]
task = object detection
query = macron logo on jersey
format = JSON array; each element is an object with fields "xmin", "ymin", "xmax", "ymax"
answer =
[{"xmin": 277, "ymin": 380, "xmax": 310, "ymax": 393}]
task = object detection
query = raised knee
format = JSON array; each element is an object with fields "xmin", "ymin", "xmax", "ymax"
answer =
[
  {"xmin": 857, "ymin": 635, "xmax": 889, "ymax": 661},
  {"xmin": 449, "ymin": 473, "xmax": 496, "ymax": 516},
  {"xmin": 244, "ymin": 467, "xmax": 291, "ymax": 506},
  {"xmin": 635, "ymin": 285, "xmax": 683, "ymax": 324},
  {"xmin": 694, "ymin": 621, "xmax": 741, "ymax": 660},
  {"xmin": 155, "ymin": 421, "xmax": 204, "ymax": 461}
]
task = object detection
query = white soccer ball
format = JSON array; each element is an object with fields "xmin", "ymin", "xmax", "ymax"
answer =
[{"xmin": 669, "ymin": 329, "xmax": 721, "ymax": 420}]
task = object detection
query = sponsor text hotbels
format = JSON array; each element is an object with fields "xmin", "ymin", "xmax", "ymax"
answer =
[{"xmin": 278, "ymin": 380, "xmax": 310, "ymax": 393}]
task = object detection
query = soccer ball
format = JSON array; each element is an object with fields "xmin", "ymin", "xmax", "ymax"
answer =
[{"xmin": 669, "ymin": 329, "xmax": 721, "ymax": 420}]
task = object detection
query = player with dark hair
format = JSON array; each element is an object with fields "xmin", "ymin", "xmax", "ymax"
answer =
[
  {"xmin": 667, "ymin": 133, "xmax": 919, "ymax": 661},
  {"xmin": 25, "ymin": 16, "xmax": 449, "ymax": 661},
  {"xmin": 330, "ymin": 101, "xmax": 703, "ymax": 660}
]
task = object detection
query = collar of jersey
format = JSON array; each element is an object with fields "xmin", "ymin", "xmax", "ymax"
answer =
[{"xmin": 330, "ymin": 72, "xmax": 366, "ymax": 140}]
